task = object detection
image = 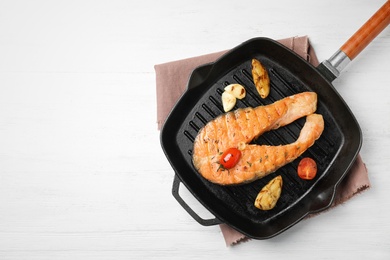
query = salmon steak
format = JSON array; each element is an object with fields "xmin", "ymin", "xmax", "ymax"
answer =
[{"xmin": 192, "ymin": 92, "xmax": 324, "ymax": 185}]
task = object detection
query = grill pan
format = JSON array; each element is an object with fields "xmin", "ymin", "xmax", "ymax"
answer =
[{"xmin": 161, "ymin": 2, "xmax": 389, "ymax": 239}]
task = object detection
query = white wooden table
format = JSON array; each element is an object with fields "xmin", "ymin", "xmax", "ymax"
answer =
[{"xmin": 0, "ymin": 0, "xmax": 389, "ymax": 259}]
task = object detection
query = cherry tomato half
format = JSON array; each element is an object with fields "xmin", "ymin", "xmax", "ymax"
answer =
[
  {"xmin": 220, "ymin": 148, "xmax": 242, "ymax": 169},
  {"xmin": 297, "ymin": 157, "xmax": 317, "ymax": 180}
]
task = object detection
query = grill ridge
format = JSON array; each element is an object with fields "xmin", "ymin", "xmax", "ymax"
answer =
[
  {"xmin": 270, "ymin": 68, "xmax": 297, "ymax": 94},
  {"xmin": 202, "ymin": 103, "xmax": 217, "ymax": 118}
]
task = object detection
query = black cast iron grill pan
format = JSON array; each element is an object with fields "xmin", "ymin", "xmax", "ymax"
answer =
[{"xmin": 160, "ymin": 2, "xmax": 389, "ymax": 239}]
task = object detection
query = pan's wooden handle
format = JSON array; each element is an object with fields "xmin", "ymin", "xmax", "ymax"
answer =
[{"xmin": 341, "ymin": 0, "xmax": 390, "ymax": 60}]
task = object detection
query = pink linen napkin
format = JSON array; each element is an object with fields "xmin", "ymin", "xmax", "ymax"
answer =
[{"xmin": 155, "ymin": 36, "xmax": 370, "ymax": 246}]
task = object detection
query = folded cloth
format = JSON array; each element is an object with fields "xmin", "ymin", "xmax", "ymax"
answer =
[{"xmin": 155, "ymin": 36, "xmax": 370, "ymax": 246}]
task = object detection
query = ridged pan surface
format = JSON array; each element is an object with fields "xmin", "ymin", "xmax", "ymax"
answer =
[{"xmin": 160, "ymin": 38, "xmax": 362, "ymax": 239}]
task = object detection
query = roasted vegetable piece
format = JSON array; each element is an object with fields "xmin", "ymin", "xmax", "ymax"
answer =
[
  {"xmin": 221, "ymin": 84, "xmax": 246, "ymax": 112},
  {"xmin": 297, "ymin": 157, "xmax": 317, "ymax": 180},
  {"xmin": 224, "ymin": 84, "xmax": 246, "ymax": 99},
  {"xmin": 221, "ymin": 91, "xmax": 236, "ymax": 112},
  {"xmin": 251, "ymin": 58, "xmax": 270, "ymax": 98},
  {"xmin": 219, "ymin": 148, "xmax": 242, "ymax": 169},
  {"xmin": 254, "ymin": 175, "xmax": 283, "ymax": 210}
]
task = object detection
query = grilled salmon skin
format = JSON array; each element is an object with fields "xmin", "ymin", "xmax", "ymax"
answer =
[{"xmin": 192, "ymin": 92, "xmax": 324, "ymax": 185}]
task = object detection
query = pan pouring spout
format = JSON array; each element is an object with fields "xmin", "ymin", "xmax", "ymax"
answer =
[{"xmin": 192, "ymin": 92, "xmax": 324, "ymax": 185}]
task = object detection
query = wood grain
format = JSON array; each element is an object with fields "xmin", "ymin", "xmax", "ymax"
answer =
[{"xmin": 341, "ymin": 0, "xmax": 390, "ymax": 59}]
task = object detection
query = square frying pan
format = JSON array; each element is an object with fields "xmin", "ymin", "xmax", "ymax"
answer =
[{"xmin": 160, "ymin": 2, "xmax": 389, "ymax": 239}]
